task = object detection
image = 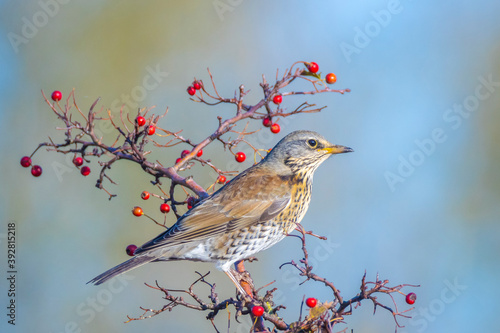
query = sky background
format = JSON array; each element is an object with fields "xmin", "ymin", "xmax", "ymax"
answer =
[{"xmin": 1, "ymin": 0, "xmax": 500, "ymax": 332}]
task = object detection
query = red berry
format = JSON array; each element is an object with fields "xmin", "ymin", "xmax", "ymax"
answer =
[
  {"xmin": 272, "ymin": 95, "xmax": 282, "ymax": 105},
  {"xmin": 235, "ymin": 152, "xmax": 246, "ymax": 163},
  {"xmin": 31, "ymin": 165, "xmax": 42, "ymax": 177},
  {"xmin": 73, "ymin": 157, "xmax": 84, "ymax": 167},
  {"xmin": 196, "ymin": 149, "xmax": 203, "ymax": 157},
  {"xmin": 193, "ymin": 81, "xmax": 202, "ymax": 90},
  {"xmin": 406, "ymin": 292, "xmax": 417, "ymax": 305},
  {"xmin": 160, "ymin": 203, "xmax": 171, "ymax": 213},
  {"xmin": 136, "ymin": 116, "xmax": 146, "ymax": 126},
  {"xmin": 251, "ymin": 306, "xmax": 264, "ymax": 317},
  {"xmin": 20, "ymin": 156, "xmax": 32, "ymax": 168},
  {"xmin": 306, "ymin": 298, "xmax": 318, "ymax": 308},
  {"xmin": 126, "ymin": 244, "xmax": 137, "ymax": 256},
  {"xmin": 81, "ymin": 166, "xmax": 91, "ymax": 176},
  {"xmin": 141, "ymin": 191, "xmax": 150, "ymax": 200},
  {"xmin": 217, "ymin": 175, "xmax": 226, "ymax": 184},
  {"xmin": 187, "ymin": 86, "xmax": 196, "ymax": 96},
  {"xmin": 325, "ymin": 73, "xmax": 337, "ymax": 84},
  {"xmin": 147, "ymin": 125, "xmax": 156, "ymax": 135},
  {"xmin": 187, "ymin": 197, "xmax": 196, "ymax": 209},
  {"xmin": 181, "ymin": 150, "xmax": 190, "ymax": 158},
  {"xmin": 132, "ymin": 206, "xmax": 143, "ymax": 217},
  {"xmin": 262, "ymin": 117, "xmax": 272, "ymax": 127},
  {"xmin": 307, "ymin": 62, "xmax": 319, "ymax": 73},
  {"xmin": 270, "ymin": 123, "xmax": 280, "ymax": 134},
  {"xmin": 175, "ymin": 157, "xmax": 182, "ymax": 164},
  {"xmin": 51, "ymin": 90, "xmax": 62, "ymax": 102}
]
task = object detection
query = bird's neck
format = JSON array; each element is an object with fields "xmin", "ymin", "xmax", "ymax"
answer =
[{"xmin": 277, "ymin": 169, "xmax": 313, "ymax": 187}]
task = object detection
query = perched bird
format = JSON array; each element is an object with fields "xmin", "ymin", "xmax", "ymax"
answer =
[{"xmin": 88, "ymin": 130, "xmax": 352, "ymax": 295}]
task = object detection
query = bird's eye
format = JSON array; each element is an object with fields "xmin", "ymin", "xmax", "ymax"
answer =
[{"xmin": 307, "ymin": 139, "xmax": 317, "ymax": 148}]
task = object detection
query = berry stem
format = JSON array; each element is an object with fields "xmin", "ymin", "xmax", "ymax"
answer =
[
  {"xmin": 142, "ymin": 213, "xmax": 168, "ymax": 228},
  {"xmin": 29, "ymin": 144, "xmax": 44, "ymax": 158}
]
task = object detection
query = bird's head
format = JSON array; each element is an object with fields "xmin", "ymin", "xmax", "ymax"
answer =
[{"xmin": 263, "ymin": 130, "xmax": 353, "ymax": 175}]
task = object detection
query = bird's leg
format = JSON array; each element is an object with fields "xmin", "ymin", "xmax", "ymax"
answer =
[
  {"xmin": 294, "ymin": 223, "xmax": 327, "ymax": 240},
  {"xmin": 234, "ymin": 260, "xmax": 255, "ymax": 290},
  {"xmin": 224, "ymin": 260, "xmax": 256, "ymax": 298},
  {"xmin": 224, "ymin": 269, "xmax": 252, "ymax": 297}
]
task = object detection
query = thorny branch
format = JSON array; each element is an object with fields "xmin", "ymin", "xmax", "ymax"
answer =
[
  {"xmin": 126, "ymin": 229, "xmax": 418, "ymax": 332},
  {"xmin": 34, "ymin": 61, "xmax": 349, "ymax": 213},
  {"xmin": 279, "ymin": 226, "xmax": 419, "ymax": 331}
]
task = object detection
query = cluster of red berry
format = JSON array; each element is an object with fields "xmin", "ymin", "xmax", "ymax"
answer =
[
  {"xmin": 135, "ymin": 115, "xmax": 155, "ymax": 135},
  {"xmin": 187, "ymin": 80, "xmax": 202, "ymax": 96},
  {"xmin": 20, "ymin": 156, "xmax": 42, "ymax": 177},
  {"xmin": 76, "ymin": 157, "xmax": 91, "ymax": 176},
  {"xmin": 262, "ymin": 62, "xmax": 337, "ymax": 135},
  {"xmin": 262, "ymin": 116, "xmax": 281, "ymax": 134},
  {"xmin": 304, "ymin": 61, "xmax": 337, "ymax": 84},
  {"xmin": 264, "ymin": 86, "xmax": 283, "ymax": 135}
]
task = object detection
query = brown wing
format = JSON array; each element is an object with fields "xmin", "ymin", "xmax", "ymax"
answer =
[{"xmin": 135, "ymin": 167, "xmax": 291, "ymax": 254}]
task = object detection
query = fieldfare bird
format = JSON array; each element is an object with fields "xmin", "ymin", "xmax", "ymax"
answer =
[{"xmin": 89, "ymin": 130, "xmax": 352, "ymax": 295}]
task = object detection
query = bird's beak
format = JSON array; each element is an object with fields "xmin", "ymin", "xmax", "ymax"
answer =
[{"xmin": 321, "ymin": 145, "xmax": 354, "ymax": 154}]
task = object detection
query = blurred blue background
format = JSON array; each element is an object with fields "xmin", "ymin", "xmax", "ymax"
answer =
[{"xmin": 1, "ymin": 0, "xmax": 500, "ymax": 332}]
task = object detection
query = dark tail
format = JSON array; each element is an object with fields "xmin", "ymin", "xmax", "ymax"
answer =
[{"xmin": 88, "ymin": 255, "xmax": 157, "ymax": 285}]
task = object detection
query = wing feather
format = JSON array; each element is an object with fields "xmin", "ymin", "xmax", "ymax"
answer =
[{"xmin": 134, "ymin": 167, "xmax": 291, "ymax": 254}]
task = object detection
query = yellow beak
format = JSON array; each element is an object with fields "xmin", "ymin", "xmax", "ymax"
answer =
[{"xmin": 321, "ymin": 145, "xmax": 354, "ymax": 154}]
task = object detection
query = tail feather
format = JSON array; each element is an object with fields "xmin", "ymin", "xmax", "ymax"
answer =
[{"xmin": 88, "ymin": 255, "xmax": 157, "ymax": 285}]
